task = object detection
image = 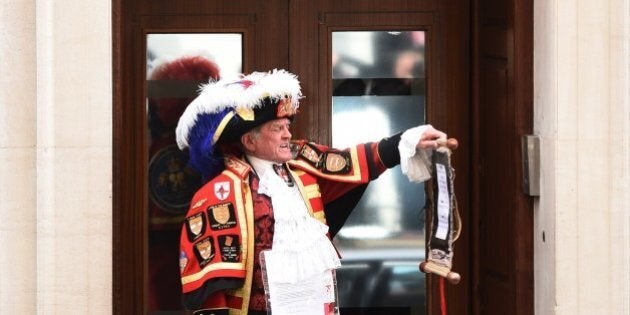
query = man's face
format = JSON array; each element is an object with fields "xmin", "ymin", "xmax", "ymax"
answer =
[{"xmin": 241, "ymin": 118, "xmax": 293, "ymax": 163}]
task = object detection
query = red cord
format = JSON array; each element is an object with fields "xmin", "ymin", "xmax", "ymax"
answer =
[{"xmin": 440, "ymin": 277, "xmax": 447, "ymax": 315}]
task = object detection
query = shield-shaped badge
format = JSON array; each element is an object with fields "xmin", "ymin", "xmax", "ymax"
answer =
[
  {"xmin": 187, "ymin": 213, "xmax": 204, "ymax": 237},
  {"xmin": 300, "ymin": 144, "xmax": 322, "ymax": 165},
  {"xmin": 179, "ymin": 250, "xmax": 188, "ymax": 273},
  {"xmin": 208, "ymin": 203, "xmax": 237, "ymax": 230},
  {"xmin": 214, "ymin": 182, "xmax": 230, "ymax": 200},
  {"xmin": 195, "ymin": 238, "xmax": 214, "ymax": 261},
  {"xmin": 324, "ymin": 152, "xmax": 350, "ymax": 173},
  {"xmin": 212, "ymin": 204, "xmax": 230, "ymax": 225}
]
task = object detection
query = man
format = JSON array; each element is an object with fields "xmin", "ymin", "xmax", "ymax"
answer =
[{"xmin": 176, "ymin": 69, "xmax": 446, "ymax": 314}]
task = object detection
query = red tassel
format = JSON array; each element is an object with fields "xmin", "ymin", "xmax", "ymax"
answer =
[{"xmin": 440, "ymin": 277, "xmax": 447, "ymax": 315}]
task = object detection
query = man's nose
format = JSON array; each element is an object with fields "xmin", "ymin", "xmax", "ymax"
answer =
[{"xmin": 282, "ymin": 127, "xmax": 292, "ymax": 138}]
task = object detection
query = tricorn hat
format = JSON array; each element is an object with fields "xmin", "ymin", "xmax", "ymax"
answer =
[{"xmin": 176, "ymin": 69, "xmax": 302, "ymax": 179}]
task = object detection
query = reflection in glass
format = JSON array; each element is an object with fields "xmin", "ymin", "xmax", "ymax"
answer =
[
  {"xmin": 147, "ymin": 33, "xmax": 242, "ymax": 77},
  {"xmin": 332, "ymin": 31, "xmax": 427, "ymax": 312},
  {"xmin": 146, "ymin": 33, "xmax": 242, "ymax": 313}
]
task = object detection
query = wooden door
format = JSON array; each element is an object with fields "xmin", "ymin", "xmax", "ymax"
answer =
[
  {"xmin": 113, "ymin": 1, "xmax": 289, "ymax": 313},
  {"xmin": 113, "ymin": 0, "xmax": 533, "ymax": 314},
  {"xmin": 289, "ymin": 2, "xmax": 471, "ymax": 314},
  {"xmin": 471, "ymin": 0, "xmax": 534, "ymax": 314}
]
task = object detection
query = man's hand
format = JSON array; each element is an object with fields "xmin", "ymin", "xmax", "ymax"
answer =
[{"xmin": 417, "ymin": 125, "xmax": 447, "ymax": 149}]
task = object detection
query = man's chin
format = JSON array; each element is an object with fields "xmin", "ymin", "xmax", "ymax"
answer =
[{"xmin": 275, "ymin": 153, "xmax": 292, "ymax": 163}]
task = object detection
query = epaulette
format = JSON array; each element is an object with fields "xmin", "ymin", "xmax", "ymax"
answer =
[{"xmin": 224, "ymin": 155, "xmax": 251, "ymax": 179}]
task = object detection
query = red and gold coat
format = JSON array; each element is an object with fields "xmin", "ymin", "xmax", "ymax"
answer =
[{"xmin": 179, "ymin": 139, "xmax": 396, "ymax": 314}]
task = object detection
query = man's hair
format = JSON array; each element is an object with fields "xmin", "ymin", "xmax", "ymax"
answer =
[
  {"xmin": 248, "ymin": 125, "xmax": 263, "ymax": 140},
  {"xmin": 239, "ymin": 125, "xmax": 262, "ymax": 155}
]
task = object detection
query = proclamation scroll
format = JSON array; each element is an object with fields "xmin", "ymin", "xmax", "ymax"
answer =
[{"xmin": 420, "ymin": 139, "xmax": 461, "ymax": 284}]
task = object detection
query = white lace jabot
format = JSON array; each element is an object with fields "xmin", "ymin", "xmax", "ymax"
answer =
[
  {"xmin": 246, "ymin": 155, "xmax": 341, "ymax": 284},
  {"xmin": 246, "ymin": 155, "xmax": 276, "ymax": 178}
]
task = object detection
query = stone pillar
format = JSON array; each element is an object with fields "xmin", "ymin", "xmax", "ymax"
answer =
[
  {"xmin": 0, "ymin": 0, "xmax": 113, "ymax": 313},
  {"xmin": 0, "ymin": 1, "xmax": 37, "ymax": 313},
  {"xmin": 35, "ymin": 0, "xmax": 113, "ymax": 313},
  {"xmin": 534, "ymin": 0, "xmax": 630, "ymax": 313}
]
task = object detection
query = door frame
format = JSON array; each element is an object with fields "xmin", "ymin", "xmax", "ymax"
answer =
[
  {"xmin": 287, "ymin": 2, "xmax": 472, "ymax": 313},
  {"xmin": 113, "ymin": 1, "xmax": 288, "ymax": 313},
  {"xmin": 112, "ymin": 0, "xmax": 534, "ymax": 314},
  {"xmin": 470, "ymin": 0, "xmax": 533, "ymax": 313}
]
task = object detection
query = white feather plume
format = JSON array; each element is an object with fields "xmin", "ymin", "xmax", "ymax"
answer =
[{"xmin": 175, "ymin": 69, "xmax": 302, "ymax": 149}]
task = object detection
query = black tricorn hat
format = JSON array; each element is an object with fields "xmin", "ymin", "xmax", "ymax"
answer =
[{"xmin": 175, "ymin": 69, "xmax": 302, "ymax": 178}]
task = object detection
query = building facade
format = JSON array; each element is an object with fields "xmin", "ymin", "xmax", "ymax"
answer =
[{"xmin": 0, "ymin": 0, "xmax": 628, "ymax": 314}]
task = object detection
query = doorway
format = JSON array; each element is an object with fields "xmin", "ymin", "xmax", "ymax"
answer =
[{"xmin": 113, "ymin": 0, "xmax": 533, "ymax": 314}]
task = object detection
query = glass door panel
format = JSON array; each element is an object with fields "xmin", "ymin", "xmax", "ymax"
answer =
[
  {"xmin": 145, "ymin": 33, "xmax": 243, "ymax": 313},
  {"xmin": 331, "ymin": 31, "xmax": 427, "ymax": 312}
]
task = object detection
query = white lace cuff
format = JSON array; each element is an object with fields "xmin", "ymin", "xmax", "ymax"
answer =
[{"xmin": 398, "ymin": 124, "xmax": 433, "ymax": 182}]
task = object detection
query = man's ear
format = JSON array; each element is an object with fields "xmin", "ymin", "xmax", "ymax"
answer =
[{"xmin": 241, "ymin": 132, "xmax": 256, "ymax": 153}]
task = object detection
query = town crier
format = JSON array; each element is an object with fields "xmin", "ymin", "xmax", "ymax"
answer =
[{"xmin": 175, "ymin": 69, "xmax": 446, "ymax": 314}]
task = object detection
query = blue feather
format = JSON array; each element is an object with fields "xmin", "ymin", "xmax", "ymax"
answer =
[{"xmin": 186, "ymin": 108, "xmax": 231, "ymax": 181}]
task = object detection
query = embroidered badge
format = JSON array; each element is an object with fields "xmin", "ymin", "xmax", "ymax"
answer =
[
  {"xmin": 179, "ymin": 250, "xmax": 188, "ymax": 273},
  {"xmin": 218, "ymin": 235, "xmax": 241, "ymax": 262},
  {"xmin": 186, "ymin": 212, "xmax": 206, "ymax": 242},
  {"xmin": 276, "ymin": 97, "xmax": 296, "ymax": 117},
  {"xmin": 299, "ymin": 143, "xmax": 323, "ymax": 166},
  {"xmin": 323, "ymin": 151, "xmax": 351, "ymax": 174},
  {"xmin": 191, "ymin": 198, "xmax": 207, "ymax": 209},
  {"xmin": 208, "ymin": 203, "xmax": 237, "ymax": 230},
  {"xmin": 193, "ymin": 237, "xmax": 215, "ymax": 267},
  {"xmin": 214, "ymin": 181, "xmax": 230, "ymax": 201}
]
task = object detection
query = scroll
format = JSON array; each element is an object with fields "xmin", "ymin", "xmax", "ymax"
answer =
[
  {"xmin": 419, "ymin": 138, "xmax": 462, "ymax": 285},
  {"xmin": 260, "ymin": 251, "xmax": 340, "ymax": 315}
]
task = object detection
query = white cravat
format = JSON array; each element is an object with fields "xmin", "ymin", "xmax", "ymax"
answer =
[
  {"xmin": 247, "ymin": 155, "xmax": 278, "ymax": 180},
  {"xmin": 246, "ymin": 155, "xmax": 340, "ymax": 280},
  {"xmin": 247, "ymin": 156, "xmax": 341, "ymax": 315}
]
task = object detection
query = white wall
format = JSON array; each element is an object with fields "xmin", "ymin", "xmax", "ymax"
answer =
[
  {"xmin": 0, "ymin": 0, "xmax": 112, "ymax": 313},
  {"xmin": 534, "ymin": 0, "xmax": 630, "ymax": 314}
]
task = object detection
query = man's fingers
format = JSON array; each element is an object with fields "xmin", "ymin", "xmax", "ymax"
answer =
[
  {"xmin": 417, "ymin": 126, "xmax": 447, "ymax": 149},
  {"xmin": 421, "ymin": 130, "xmax": 447, "ymax": 142},
  {"xmin": 418, "ymin": 139, "xmax": 439, "ymax": 149}
]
